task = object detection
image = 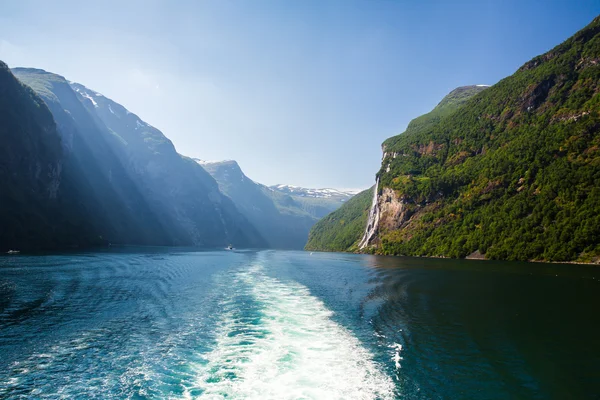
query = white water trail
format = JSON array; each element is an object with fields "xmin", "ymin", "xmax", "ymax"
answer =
[{"xmin": 190, "ymin": 261, "xmax": 395, "ymax": 399}]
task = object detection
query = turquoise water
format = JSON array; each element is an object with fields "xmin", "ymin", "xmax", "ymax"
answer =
[{"xmin": 0, "ymin": 249, "xmax": 598, "ymax": 399}]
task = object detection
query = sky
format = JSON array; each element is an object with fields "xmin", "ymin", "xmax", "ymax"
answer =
[{"xmin": 0, "ymin": 1, "xmax": 598, "ymax": 191}]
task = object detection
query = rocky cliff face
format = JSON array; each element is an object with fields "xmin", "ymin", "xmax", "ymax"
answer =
[{"xmin": 358, "ymin": 86, "xmax": 491, "ymax": 250}]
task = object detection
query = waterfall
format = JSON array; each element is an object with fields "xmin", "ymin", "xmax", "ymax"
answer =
[{"xmin": 358, "ymin": 177, "xmax": 380, "ymax": 249}]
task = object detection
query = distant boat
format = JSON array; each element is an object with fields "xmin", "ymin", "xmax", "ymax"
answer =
[
  {"xmin": 7, "ymin": 250, "xmax": 20, "ymax": 254},
  {"xmin": 226, "ymin": 245, "xmax": 234, "ymax": 250}
]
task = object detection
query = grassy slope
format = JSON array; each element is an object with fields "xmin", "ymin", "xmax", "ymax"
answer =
[
  {"xmin": 389, "ymin": 85, "xmax": 489, "ymax": 142},
  {"xmin": 305, "ymin": 187, "xmax": 374, "ymax": 251}
]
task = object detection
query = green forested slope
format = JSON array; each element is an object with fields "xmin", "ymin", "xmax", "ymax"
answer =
[
  {"xmin": 305, "ymin": 187, "xmax": 373, "ymax": 252},
  {"xmin": 304, "ymin": 87, "xmax": 487, "ymax": 253},
  {"xmin": 304, "ymin": 86, "xmax": 487, "ymax": 252},
  {"xmin": 375, "ymin": 16, "xmax": 600, "ymax": 262},
  {"xmin": 391, "ymin": 85, "xmax": 489, "ymax": 140}
]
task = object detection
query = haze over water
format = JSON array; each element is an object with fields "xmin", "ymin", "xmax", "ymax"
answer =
[{"xmin": 0, "ymin": 249, "xmax": 598, "ymax": 399}]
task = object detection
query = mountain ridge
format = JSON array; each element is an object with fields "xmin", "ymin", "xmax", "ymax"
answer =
[
  {"xmin": 10, "ymin": 66, "xmax": 265, "ymax": 249},
  {"xmin": 197, "ymin": 158, "xmax": 352, "ymax": 249}
]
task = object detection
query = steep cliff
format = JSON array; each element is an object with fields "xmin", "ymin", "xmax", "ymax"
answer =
[
  {"xmin": 0, "ymin": 62, "xmax": 98, "ymax": 250},
  {"xmin": 362, "ymin": 16, "xmax": 600, "ymax": 262},
  {"xmin": 12, "ymin": 68, "xmax": 173, "ymax": 246}
]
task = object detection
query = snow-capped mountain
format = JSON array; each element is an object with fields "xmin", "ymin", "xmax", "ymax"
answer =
[
  {"xmin": 268, "ymin": 184, "xmax": 355, "ymax": 200},
  {"xmin": 196, "ymin": 159, "xmax": 358, "ymax": 249}
]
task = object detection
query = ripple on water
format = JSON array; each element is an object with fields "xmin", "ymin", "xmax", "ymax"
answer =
[{"xmin": 0, "ymin": 251, "xmax": 397, "ymax": 399}]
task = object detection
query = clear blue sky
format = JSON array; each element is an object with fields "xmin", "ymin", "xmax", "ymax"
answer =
[{"xmin": 0, "ymin": 1, "xmax": 598, "ymax": 190}]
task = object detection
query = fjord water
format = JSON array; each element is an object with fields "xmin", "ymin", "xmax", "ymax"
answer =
[{"xmin": 0, "ymin": 250, "xmax": 598, "ymax": 399}]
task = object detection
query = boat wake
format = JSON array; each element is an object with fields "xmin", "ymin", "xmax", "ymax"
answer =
[{"xmin": 190, "ymin": 259, "xmax": 395, "ymax": 399}]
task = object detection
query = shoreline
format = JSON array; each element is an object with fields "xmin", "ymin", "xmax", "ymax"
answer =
[{"xmin": 303, "ymin": 247, "xmax": 600, "ymax": 266}]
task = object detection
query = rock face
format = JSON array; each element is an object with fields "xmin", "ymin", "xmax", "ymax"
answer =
[
  {"xmin": 9, "ymin": 67, "xmax": 265, "ymax": 249},
  {"xmin": 375, "ymin": 188, "xmax": 407, "ymax": 233},
  {"xmin": 199, "ymin": 160, "xmax": 344, "ymax": 249},
  {"xmin": 11, "ymin": 67, "xmax": 173, "ymax": 246}
]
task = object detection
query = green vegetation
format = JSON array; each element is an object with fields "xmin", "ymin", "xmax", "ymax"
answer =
[
  {"xmin": 307, "ymin": 16, "xmax": 600, "ymax": 263},
  {"xmin": 305, "ymin": 187, "xmax": 374, "ymax": 252},
  {"xmin": 305, "ymin": 87, "xmax": 487, "ymax": 253},
  {"xmin": 374, "ymin": 16, "xmax": 600, "ymax": 262},
  {"xmin": 389, "ymin": 85, "xmax": 488, "ymax": 141}
]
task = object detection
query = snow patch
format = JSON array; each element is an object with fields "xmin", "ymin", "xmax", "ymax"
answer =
[
  {"xmin": 270, "ymin": 184, "xmax": 355, "ymax": 198},
  {"xmin": 79, "ymin": 92, "xmax": 98, "ymax": 107},
  {"xmin": 195, "ymin": 159, "xmax": 234, "ymax": 165}
]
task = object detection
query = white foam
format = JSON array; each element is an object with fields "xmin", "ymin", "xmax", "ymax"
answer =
[
  {"xmin": 389, "ymin": 343, "xmax": 403, "ymax": 370},
  {"xmin": 191, "ymin": 262, "xmax": 395, "ymax": 399}
]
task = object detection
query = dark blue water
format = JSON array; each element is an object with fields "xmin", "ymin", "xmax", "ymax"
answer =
[{"xmin": 0, "ymin": 249, "xmax": 598, "ymax": 399}]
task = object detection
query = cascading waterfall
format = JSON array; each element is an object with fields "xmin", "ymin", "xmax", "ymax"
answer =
[{"xmin": 358, "ymin": 177, "xmax": 380, "ymax": 249}]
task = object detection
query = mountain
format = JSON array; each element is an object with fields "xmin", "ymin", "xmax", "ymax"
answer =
[
  {"xmin": 198, "ymin": 160, "xmax": 351, "ymax": 249},
  {"xmin": 67, "ymin": 81, "xmax": 264, "ymax": 247},
  {"xmin": 305, "ymin": 86, "xmax": 488, "ymax": 253},
  {"xmin": 11, "ymin": 67, "xmax": 173, "ymax": 246},
  {"xmin": 308, "ymin": 16, "xmax": 600, "ymax": 263},
  {"xmin": 0, "ymin": 62, "xmax": 100, "ymax": 250},
  {"xmin": 305, "ymin": 187, "xmax": 374, "ymax": 252},
  {"xmin": 395, "ymin": 85, "xmax": 489, "ymax": 136},
  {"xmin": 268, "ymin": 184, "xmax": 355, "ymax": 219},
  {"xmin": 11, "ymin": 68, "xmax": 264, "ymax": 249},
  {"xmin": 269, "ymin": 184, "xmax": 354, "ymax": 200}
]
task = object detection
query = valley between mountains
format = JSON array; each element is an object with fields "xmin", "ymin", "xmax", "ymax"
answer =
[{"xmin": 1, "ymin": 16, "xmax": 599, "ymax": 263}]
